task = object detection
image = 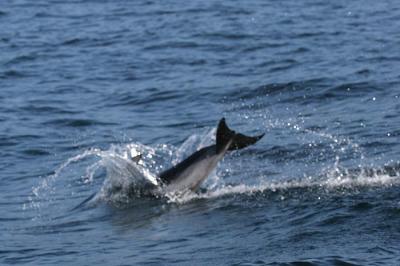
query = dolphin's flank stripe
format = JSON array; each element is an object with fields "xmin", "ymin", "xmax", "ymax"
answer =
[{"xmin": 158, "ymin": 118, "xmax": 264, "ymax": 192}]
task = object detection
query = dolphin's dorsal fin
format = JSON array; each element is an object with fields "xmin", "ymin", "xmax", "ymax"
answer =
[{"xmin": 216, "ymin": 118, "xmax": 264, "ymax": 153}]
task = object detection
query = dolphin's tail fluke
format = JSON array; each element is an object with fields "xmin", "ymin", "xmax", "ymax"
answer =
[{"xmin": 216, "ymin": 118, "xmax": 264, "ymax": 153}]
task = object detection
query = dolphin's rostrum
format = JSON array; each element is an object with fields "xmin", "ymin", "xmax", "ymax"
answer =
[{"xmin": 158, "ymin": 118, "xmax": 264, "ymax": 193}]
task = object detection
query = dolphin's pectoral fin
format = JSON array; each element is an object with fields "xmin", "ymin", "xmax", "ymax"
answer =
[
  {"xmin": 216, "ymin": 118, "xmax": 264, "ymax": 153},
  {"xmin": 131, "ymin": 154, "xmax": 142, "ymax": 163}
]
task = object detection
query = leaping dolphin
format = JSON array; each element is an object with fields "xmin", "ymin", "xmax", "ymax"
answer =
[
  {"xmin": 73, "ymin": 118, "xmax": 264, "ymax": 209},
  {"xmin": 158, "ymin": 118, "xmax": 264, "ymax": 193}
]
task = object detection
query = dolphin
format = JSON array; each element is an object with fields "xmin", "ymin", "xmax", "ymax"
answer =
[
  {"xmin": 73, "ymin": 118, "xmax": 263, "ymax": 209},
  {"xmin": 158, "ymin": 118, "xmax": 264, "ymax": 193}
]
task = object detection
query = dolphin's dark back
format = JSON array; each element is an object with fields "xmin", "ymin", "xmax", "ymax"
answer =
[
  {"xmin": 158, "ymin": 145, "xmax": 215, "ymax": 185},
  {"xmin": 158, "ymin": 118, "xmax": 264, "ymax": 189}
]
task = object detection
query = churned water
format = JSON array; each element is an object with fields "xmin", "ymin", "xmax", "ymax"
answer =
[{"xmin": 1, "ymin": 0, "xmax": 400, "ymax": 265}]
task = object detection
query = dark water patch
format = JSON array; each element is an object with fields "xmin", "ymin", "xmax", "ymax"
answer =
[
  {"xmin": 266, "ymin": 257, "xmax": 366, "ymax": 266},
  {"xmin": 320, "ymin": 258, "xmax": 361, "ymax": 266},
  {"xmin": 195, "ymin": 32, "xmax": 258, "ymax": 41},
  {"xmin": 62, "ymin": 38, "xmax": 82, "ymax": 46},
  {"xmin": 355, "ymin": 68, "xmax": 372, "ymax": 75},
  {"xmin": 162, "ymin": 121, "xmax": 198, "ymax": 128},
  {"xmin": 0, "ymin": 10, "xmax": 7, "ymax": 16},
  {"xmin": 304, "ymin": 125, "xmax": 326, "ymax": 132},
  {"xmin": 383, "ymin": 113, "xmax": 399, "ymax": 120},
  {"xmin": 47, "ymin": 85, "xmax": 93, "ymax": 95},
  {"xmin": 0, "ymin": 139, "xmax": 18, "ymax": 147},
  {"xmin": 349, "ymin": 202, "xmax": 374, "ymax": 212},
  {"xmin": 28, "ymin": 220, "xmax": 92, "ymax": 235},
  {"xmin": 0, "ymin": 216, "xmax": 33, "ymax": 222},
  {"xmin": 34, "ymin": 11, "xmax": 55, "ymax": 18},
  {"xmin": 257, "ymin": 59, "xmax": 298, "ymax": 69},
  {"xmin": 367, "ymin": 55, "xmax": 400, "ymax": 63},
  {"xmin": 158, "ymin": 57, "xmax": 207, "ymax": 66},
  {"xmin": 177, "ymin": 7, "xmax": 214, "ymax": 15},
  {"xmin": 227, "ymin": 79, "xmax": 328, "ymax": 101},
  {"xmin": 5, "ymin": 54, "xmax": 38, "ymax": 66},
  {"xmin": 254, "ymin": 142, "xmax": 337, "ymax": 164},
  {"xmin": 380, "ymin": 205, "xmax": 400, "ymax": 219},
  {"xmin": 228, "ymin": 79, "xmax": 387, "ymax": 107},
  {"xmin": 360, "ymin": 140, "xmax": 395, "ymax": 150},
  {"xmin": 105, "ymin": 89, "xmax": 186, "ymax": 107},
  {"xmin": 289, "ymin": 230, "xmax": 324, "ymax": 243},
  {"xmin": 266, "ymin": 260, "xmax": 318, "ymax": 266},
  {"xmin": 241, "ymin": 41, "xmax": 289, "ymax": 52},
  {"xmin": 3, "ymin": 250, "xmax": 79, "ymax": 265},
  {"xmin": 288, "ymin": 210, "xmax": 322, "ymax": 227},
  {"xmin": 20, "ymin": 105, "xmax": 79, "ymax": 115},
  {"xmin": 213, "ymin": 70, "xmax": 249, "ymax": 78},
  {"xmin": 43, "ymin": 118, "xmax": 118, "ymax": 128},
  {"xmin": 294, "ymin": 31, "xmax": 325, "ymax": 39},
  {"xmin": 0, "ymin": 70, "xmax": 27, "ymax": 79},
  {"xmin": 317, "ymin": 213, "xmax": 354, "ymax": 227},
  {"xmin": 21, "ymin": 149, "xmax": 51, "ymax": 156},
  {"xmin": 11, "ymin": 134, "xmax": 42, "ymax": 141},
  {"xmin": 269, "ymin": 63, "xmax": 298, "ymax": 73},
  {"xmin": 293, "ymin": 47, "xmax": 310, "ymax": 53},
  {"xmin": 367, "ymin": 246, "xmax": 397, "ymax": 256},
  {"xmin": 228, "ymin": 257, "xmax": 363, "ymax": 266},
  {"xmin": 60, "ymin": 37, "xmax": 118, "ymax": 48},
  {"xmin": 288, "ymin": 81, "xmax": 382, "ymax": 105},
  {"xmin": 0, "ymin": 248, "xmax": 39, "ymax": 255},
  {"xmin": 214, "ymin": 6, "xmax": 254, "ymax": 16},
  {"xmin": 143, "ymin": 41, "xmax": 200, "ymax": 51},
  {"xmin": 327, "ymin": 82, "xmax": 377, "ymax": 96},
  {"xmin": 0, "ymin": 135, "xmax": 42, "ymax": 147}
]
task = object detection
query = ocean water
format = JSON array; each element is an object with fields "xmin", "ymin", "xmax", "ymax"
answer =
[{"xmin": 1, "ymin": 0, "xmax": 400, "ymax": 265}]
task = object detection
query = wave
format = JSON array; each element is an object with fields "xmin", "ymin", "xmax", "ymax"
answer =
[
  {"xmin": 42, "ymin": 118, "xmax": 118, "ymax": 128},
  {"xmin": 27, "ymin": 129, "xmax": 215, "ymax": 213},
  {"xmin": 226, "ymin": 80, "xmax": 390, "ymax": 106},
  {"xmin": 28, "ymin": 127, "xmax": 400, "ymax": 218},
  {"xmin": 167, "ymin": 165, "xmax": 400, "ymax": 204},
  {"xmin": 0, "ymin": 70, "xmax": 28, "ymax": 79},
  {"xmin": 266, "ymin": 256, "xmax": 364, "ymax": 266}
]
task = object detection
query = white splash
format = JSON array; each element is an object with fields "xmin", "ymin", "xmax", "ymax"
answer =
[
  {"xmin": 28, "ymin": 129, "xmax": 217, "ymax": 211},
  {"xmin": 165, "ymin": 166, "xmax": 400, "ymax": 204},
  {"xmin": 28, "ymin": 125, "xmax": 400, "ymax": 213}
]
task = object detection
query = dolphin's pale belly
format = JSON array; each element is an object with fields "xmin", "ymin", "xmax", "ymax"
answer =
[
  {"xmin": 165, "ymin": 153, "xmax": 223, "ymax": 193},
  {"xmin": 137, "ymin": 116, "xmax": 262, "ymax": 193}
]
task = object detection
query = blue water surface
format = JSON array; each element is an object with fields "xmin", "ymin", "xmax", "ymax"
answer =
[{"xmin": 1, "ymin": 0, "xmax": 400, "ymax": 265}]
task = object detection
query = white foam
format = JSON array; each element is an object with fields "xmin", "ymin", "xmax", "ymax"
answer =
[
  {"xmin": 28, "ymin": 128, "xmax": 400, "ymax": 212},
  {"xmin": 165, "ymin": 169, "xmax": 400, "ymax": 204}
]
